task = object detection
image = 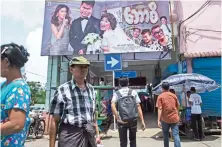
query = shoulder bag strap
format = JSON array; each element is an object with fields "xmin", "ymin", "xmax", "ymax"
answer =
[
  {"xmin": 128, "ymin": 89, "xmax": 133, "ymax": 96},
  {"xmin": 115, "ymin": 90, "xmax": 122, "ymax": 112},
  {"xmin": 115, "ymin": 90, "xmax": 122, "ymax": 98},
  {"xmin": 128, "ymin": 89, "xmax": 137, "ymax": 107}
]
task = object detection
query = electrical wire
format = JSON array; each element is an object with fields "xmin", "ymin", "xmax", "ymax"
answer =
[
  {"xmin": 188, "ymin": 28, "xmax": 221, "ymax": 33},
  {"xmin": 25, "ymin": 71, "xmax": 47, "ymax": 78},
  {"xmin": 183, "ymin": 1, "xmax": 211, "ymax": 28},
  {"xmin": 25, "ymin": 71, "xmax": 58, "ymax": 86},
  {"xmin": 179, "ymin": 0, "xmax": 210, "ymax": 25},
  {"xmin": 178, "ymin": 0, "xmax": 211, "ymax": 37}
]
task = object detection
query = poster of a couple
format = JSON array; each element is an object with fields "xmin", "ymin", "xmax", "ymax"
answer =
[{"xmin": 41, "ymin": 0, "xmax": 172, "ymax": 56}]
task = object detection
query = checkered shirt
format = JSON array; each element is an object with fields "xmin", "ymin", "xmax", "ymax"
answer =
[
  {"xmin": 49, "ymin": 80, "xmax": 96, "ymax": 127},
  {"xmin": 155, "ymin": 35, "xmax": 173, "ymax": 51}
]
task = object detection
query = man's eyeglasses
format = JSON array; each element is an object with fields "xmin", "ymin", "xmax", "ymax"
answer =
[
  {"xmin": 71, "ymin": 65, "xmax": 89, "ymax": 69},
  {"xmin": 153, "ymin": 29, "xmax": 163, "ymax": 36}
]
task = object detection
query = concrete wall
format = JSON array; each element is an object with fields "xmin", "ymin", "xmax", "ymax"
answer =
[
  {"xmin": 177, "ymin": 0, "xmax": 221, "ymax": 54},
  {"xmin": 60, "ymin": 58, "xmax": 69, "ymax": 85},
  {"xmin": 45, "ymin": 56, "xmax": 59, "ymax": 111},
  {"xmin": 175, "ymin": 1, "xmax": 221, "ymax": 73}
]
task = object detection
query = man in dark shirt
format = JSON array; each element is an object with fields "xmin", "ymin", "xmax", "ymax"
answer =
[{"xmin": 69, "ymin": 0, "xmax": 100, "ymax": 54}]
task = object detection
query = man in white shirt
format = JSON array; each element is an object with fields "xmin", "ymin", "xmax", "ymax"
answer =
[
  {"xmin": 160, "ymin": 16, "xmax": 171, "ymax": 37},
  {"xmin": 182, "ymin": 91, "xmax": 191, "ymax": 108},
  {"xmin": 189, "ymin": 87, "xmax": 203, "ymax": 141},
  {"xmin": 111, "ymin": 77, "xmax": 145, "ymax": 147}
]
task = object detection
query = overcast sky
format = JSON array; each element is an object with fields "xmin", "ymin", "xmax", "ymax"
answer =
[{"xmin": 1, "ymin": 0, "xmax": 48, "ymax": 84}]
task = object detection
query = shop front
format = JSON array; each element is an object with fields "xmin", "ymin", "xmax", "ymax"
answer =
[
  {"xmin": 162, "ymin": 63, "xmax": 178, "ymax": 80},
  {"xmin": 192, "ymin": 57, "xmax": 221, "ymax": 117},
  {"xmin": 153, "ymin": 63, "xmax": 179, "ymax": 113}
]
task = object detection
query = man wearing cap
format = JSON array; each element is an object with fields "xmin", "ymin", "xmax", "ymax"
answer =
[{"xmin": 49, "ymin": 56, "xmax": 101, "ymax": 147}]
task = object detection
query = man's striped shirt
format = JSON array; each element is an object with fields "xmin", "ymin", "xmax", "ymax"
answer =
[{"xmin": 49, "ymin": 80, "xmax": 96, "ymax": 127}]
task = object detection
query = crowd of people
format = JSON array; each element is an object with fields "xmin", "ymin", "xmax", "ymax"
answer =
[
  {"xmin": 1, "ymin": 42, "xmax": 204, "ymax": 147},
  {"xmin": 156, "ymin": 83, "xmax": 204, "ymax": 147},
  {"xmin": 127, "ymin": 16, "xmax": 172, "ymax": 52}
]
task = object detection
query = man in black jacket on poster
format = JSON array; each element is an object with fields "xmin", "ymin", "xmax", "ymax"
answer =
[{"xmin": 69, "ymin": 0, "xmax": 100, "ymax": 54}]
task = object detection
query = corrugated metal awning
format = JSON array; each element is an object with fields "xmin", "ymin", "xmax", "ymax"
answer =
[{"xmin": 183, "ymin": 51, "xmax": 221, "ymax": 58}]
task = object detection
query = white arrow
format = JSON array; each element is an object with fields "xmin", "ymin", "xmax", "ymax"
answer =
[{"xmin": 107, "ymin": 57, "xmax": 119, "ymax": 68}]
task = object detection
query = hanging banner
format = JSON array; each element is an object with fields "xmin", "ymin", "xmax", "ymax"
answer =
[{"xmin": 41, "ymin": 0, "xmax": 172, "ymax": 56}]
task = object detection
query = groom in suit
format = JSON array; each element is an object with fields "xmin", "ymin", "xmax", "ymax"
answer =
[{"xmin": 69, "ymin": 0, "xmax": 100, "ymax": 54}]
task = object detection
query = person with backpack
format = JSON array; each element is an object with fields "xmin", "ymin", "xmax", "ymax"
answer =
[
  {"xmin": 111, "ymin": 77, "xmax": 145, "ymax": 147},
  {"xmin": 156, "ymin": 82, "xmax": 181, "ymax": 147}
]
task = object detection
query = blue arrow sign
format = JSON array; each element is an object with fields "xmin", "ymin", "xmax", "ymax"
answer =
[
  {"xmin": 115, "ymin": 71, "xmax": 137, "ymax": 78},
  {"xmin": 104, "ymin": 54, "xmax": 122, "ymax": 71}
]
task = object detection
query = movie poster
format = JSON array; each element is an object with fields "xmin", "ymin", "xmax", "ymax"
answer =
[{"xmin": 41, "ymin": 0, "xmax": 172, "ymax": 56}]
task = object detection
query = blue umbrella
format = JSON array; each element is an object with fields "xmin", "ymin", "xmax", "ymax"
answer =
[{"xmin": 152, "ymin": 73, "xmax": 220, "ymax": 95}]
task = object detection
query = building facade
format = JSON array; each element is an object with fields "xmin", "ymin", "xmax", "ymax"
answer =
[{"xmin": 176, "ymin": 0, "xmax": 221, "ymax": 117}]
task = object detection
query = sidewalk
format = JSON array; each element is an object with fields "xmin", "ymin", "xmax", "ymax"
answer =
[
  {"xmin": 37, "ymin": 113, "xmax": 221, "ymax": 147},
  {"xmin": 26, "ymin": 134, "xmax": 221, "ymax": 147},
  {"xmin": 107, "ymin": 128, "xmax": 162, "ymax": 138}
]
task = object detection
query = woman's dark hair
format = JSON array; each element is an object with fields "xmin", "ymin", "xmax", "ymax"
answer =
[
  {"xmin": 51, "ymin": 4, "xmax": 72, "ymax": 27},
  {"xmin": 100, "ymin": 13, "xmax": 117, "ymax": 38},
  {"xmin": 169, "ymin": 89, "xmax": 175, "ymax": 94},
  {"xmin": 162, "ymin": 82, "xmax": 170, "ymax": 90},
  {"xmin": 1, "ymin": 43, "xmax": 29, "ymax": 68},
  {"xmin": 101, "ymin": 13, "xmax": 117, "ymax": 30},
  {"xmin": 119, "ymin": 77, "xmax": 129, "ymax": 87}
]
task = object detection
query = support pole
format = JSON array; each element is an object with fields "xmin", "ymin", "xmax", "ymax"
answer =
[{"xmin": 113, "ymin": 71, "xmax": 116, "ymax": 131}]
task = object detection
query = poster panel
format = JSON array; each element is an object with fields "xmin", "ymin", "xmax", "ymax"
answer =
[{"xmin": 41, "ymin": 0, "xmax": 172, "ymax": 56}]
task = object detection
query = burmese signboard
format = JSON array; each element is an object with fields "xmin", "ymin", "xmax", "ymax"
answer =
[{"xmin": 41, "ymin": 0, "xmax": 172, "ymax": 56}]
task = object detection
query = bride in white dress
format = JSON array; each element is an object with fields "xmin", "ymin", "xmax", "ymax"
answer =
[{"xmin": 100, "ymin": 13, "xmax": 153, "ymax": 53}]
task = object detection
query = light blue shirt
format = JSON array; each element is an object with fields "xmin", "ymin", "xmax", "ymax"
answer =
[{"xmin": 1, "ymin": 79, "xmax": 31, "ymax": 147}]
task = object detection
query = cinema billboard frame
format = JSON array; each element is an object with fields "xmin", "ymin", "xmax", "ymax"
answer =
[{"xmin": 41, "ymin": 0, "xmax": 173, "ymax": 56}]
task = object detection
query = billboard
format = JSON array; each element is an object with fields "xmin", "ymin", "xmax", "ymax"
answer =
[{"xmin": 41, "ymin": 0, "xmax": 172, "ymax": 56}]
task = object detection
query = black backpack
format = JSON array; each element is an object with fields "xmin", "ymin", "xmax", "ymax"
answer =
[{"xmin": 116, "ymin": 89, "xmax": 137, "ymax": 122}]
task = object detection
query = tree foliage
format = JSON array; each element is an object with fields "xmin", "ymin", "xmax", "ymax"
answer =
[{"xmin": 27, "ymin": 81, "xmax": 46, "ymax": 105}]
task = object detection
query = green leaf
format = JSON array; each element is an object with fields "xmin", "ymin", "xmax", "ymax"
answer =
[{"xmin": 27, "ymin": 81, "xmax": 46, "ymax": 105}]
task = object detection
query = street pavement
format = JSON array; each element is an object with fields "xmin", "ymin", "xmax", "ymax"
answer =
[
  {"xmin": 25, "ymin": 129, "xmax": 221, "ymax": 147},
  {"xmin": 25, "ymin": 113, "xmax": 221, "ymax": 147}
]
